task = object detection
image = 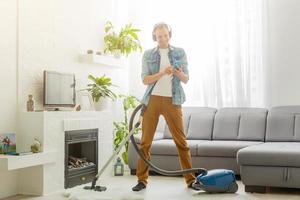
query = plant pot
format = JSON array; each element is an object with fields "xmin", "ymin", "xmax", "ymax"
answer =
[
  {"xmin": 94, "ymin": 98, "xmax": 110, "ymax": 111},
  {"xmin": 112, "ymin": 49, "xmax": 122, "ymax": 58}
]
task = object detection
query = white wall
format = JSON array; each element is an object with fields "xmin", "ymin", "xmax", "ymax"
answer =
[
  {"xmin": 0, "ymin": 1, "xmax": 18, "ymax": 141},
  {"xmin": 0, "ymin": 0, "xmax": 130, "ymax": 198},
  {"xmin": 266, "ymin": 0, "xmax": 300, "ymax": 106},
  {"xmin": 0, "ymin": 0, "xmax": 18, "ymax": 198},
  {"xmin": 18, "ymin": 0, "xmax": 129, "ymax": 110}
]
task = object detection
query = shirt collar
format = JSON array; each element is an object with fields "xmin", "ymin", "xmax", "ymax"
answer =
[{"xmin": 154, "ymin": 45, "xmax": 174, "ymax": 53}]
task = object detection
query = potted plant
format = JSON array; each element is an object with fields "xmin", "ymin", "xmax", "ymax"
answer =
[
  {"xmin": 104, "ymin": 21, "xmax": 142, "ymax": 57},
  {"xmin": 113, "ymin": 94, "xmax": 141, "ymax": 165},
  {"xmin": 85, "ymin": 74, "xmax": 117, "ymax": 111}
]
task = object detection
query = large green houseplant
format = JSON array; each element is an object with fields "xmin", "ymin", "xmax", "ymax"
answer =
[
  {"xmin": 104, "ymin": 21, "xmax": 142, "ymax": 57},
  {"xmin": 113, "ymin": 94, "xmax": 141, "ymax": 165},
  {"xmin": 85, "ymin": 74, "xmax": 117, "ymax": 110}
]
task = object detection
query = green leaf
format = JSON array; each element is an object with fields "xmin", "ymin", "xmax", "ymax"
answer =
[
  {"xmin": 103, "ymin": 21, "xmax": 142, "ymax": 56},
  {"xmin": 122, "ymin": 151, "xmax": 128, "ymax": 165},
  {"xmin": 84, "ymin": 74, "xmax": 117, "ymax": 102},
  {"xmin": 112, "ymin": 94, "xmax": 142, "ymax": 165},
  {"xmin": 88, "ymin": 75, "xmax": 97, "ymax": 82},
  {"xmin": 130, "ymin": 28, "xmax": 140, "ymax": 32}
]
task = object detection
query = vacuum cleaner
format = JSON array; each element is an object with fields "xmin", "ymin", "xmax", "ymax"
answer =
[{"xmin": 84, "ymin": 104, "xmax": 238, "ymax": 193}]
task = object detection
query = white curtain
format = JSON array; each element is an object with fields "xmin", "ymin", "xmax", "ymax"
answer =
[{"xmin": 128, "ymin": 0, "xmax": 265, "ymax": 108}]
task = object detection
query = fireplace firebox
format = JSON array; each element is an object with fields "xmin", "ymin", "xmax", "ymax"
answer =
[{"xmin": 65, "ymin": 129, "xmax": 98, "ymax": 189}]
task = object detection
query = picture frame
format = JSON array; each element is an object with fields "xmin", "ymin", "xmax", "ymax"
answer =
[
  {"xmin": 0, "ymin": 133, "xmax": 16, "ymax": 154},
  {"xmin": 76, "ymin": 91, "xmax": 95, "ymax": 111}
]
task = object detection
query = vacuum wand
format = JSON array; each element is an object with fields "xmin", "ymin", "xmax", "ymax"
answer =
[{"xmin": 83, "ymin": 105, "xmax": 147, "ymax": 191}]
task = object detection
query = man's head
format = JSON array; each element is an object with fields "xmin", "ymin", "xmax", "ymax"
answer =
[{"xmin": 152, "ymin": 22, "xmax": 172, "ymax": 48}]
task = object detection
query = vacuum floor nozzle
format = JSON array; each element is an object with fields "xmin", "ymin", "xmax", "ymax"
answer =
[{"xmin": 83, "ymin": 185, "xmax": 107, "ymax": 192}]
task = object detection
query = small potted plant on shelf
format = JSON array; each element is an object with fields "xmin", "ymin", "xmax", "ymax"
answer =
[
  {"xmin": 113, "ymin": 94, "xmax": 141, "ymax": 165},
  {"xmin": 104, "ymin": 21, "xmax": 142, "ymax": 58},
  {"xmin": 84, "ymin": 74, "xmax": 118, "ymax": 111}
]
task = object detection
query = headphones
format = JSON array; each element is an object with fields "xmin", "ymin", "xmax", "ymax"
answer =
[{"xmin": 152, "ymin": 22, "xmax": 172, "ymax": 41}]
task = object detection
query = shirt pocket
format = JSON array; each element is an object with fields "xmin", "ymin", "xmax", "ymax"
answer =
[
  {"xmin": 173, "ymin": 56, "xmax": 183, "ymax": 67},
  {"xmin": 172, "ymin": 51, "xmax": 181, "ymax": 60},
  {"xmin": 147, "ymin": 59, "xmax": 157, "ymax": 74}
]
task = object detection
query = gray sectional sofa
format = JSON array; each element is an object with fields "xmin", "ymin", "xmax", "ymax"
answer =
[
  {"xmin": 238, "ymin": 106, "xmax": 300, "ymax": 192},
  {"xmin": 128, "ymin": 106, "xmax": 300, "ymax": 192}
]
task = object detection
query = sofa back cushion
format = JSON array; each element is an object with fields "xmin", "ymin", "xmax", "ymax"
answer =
[
  {"xmin": 163, "ymin": 107, "xmax": 216, "ymax": 139},
  {"xmin": 212, "ymin": 108, "xmax": 267, "ymax": 141},
  {"xmin": 186, "ymin": 112, "xmax": 215, "ymax": 140},
  {"xmin": 266, "ymin": 106, "xmax": 300, "ymax": 142}
]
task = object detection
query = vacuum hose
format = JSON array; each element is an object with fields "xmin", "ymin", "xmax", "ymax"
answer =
[
  {"xmin": 129, "ymin": 104, "xmax": 207, "ymax": 176},
  {"xmin": 84, "ymin": 104, "xmax": 207, "ymax": 192}
]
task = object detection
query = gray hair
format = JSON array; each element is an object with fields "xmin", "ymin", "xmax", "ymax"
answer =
[
  {"xmin": 152, "ymin": 22, "xmax": 172, "ymax": 40},
  {"xmin": 152, "ymin": 22, "xmax": 171, "ymax": 35}
]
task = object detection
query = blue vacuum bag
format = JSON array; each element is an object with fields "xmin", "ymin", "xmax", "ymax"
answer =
[{"xmin": 195, "ymin": 169, "xmax": 238, "ymax": 193}]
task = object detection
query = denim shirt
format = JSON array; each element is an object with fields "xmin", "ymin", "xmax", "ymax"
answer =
[{"xmin": 141, "ymin": 45, "xmax": 189, "ymax": 106}]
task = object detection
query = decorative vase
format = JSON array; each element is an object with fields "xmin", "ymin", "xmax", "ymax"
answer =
[
  {"xmin": 27, "ymin": 94, "xmax": 35, "ymax": 112},
  {"xmin": 31, "ymin": 138, "xmax": 42, "ymax": 153}
]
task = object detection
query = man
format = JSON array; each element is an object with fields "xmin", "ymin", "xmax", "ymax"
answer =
[
  {"xmin": 132, "ymin": 22, "xmax": 199, "ymax": 191},
  {"xmin": 2, "ymin": 136, "xmax": 10, "ymax": 153}
]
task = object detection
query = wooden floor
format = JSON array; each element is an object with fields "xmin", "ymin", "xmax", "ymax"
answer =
[{"xmin": 4, "ymin": 175, "xmax": 300, "ymax": 200}]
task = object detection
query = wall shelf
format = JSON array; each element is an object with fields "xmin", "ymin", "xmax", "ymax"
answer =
[
  {"xmin": 79, "ymin": 54, "xmax": 128, "ymax": 68},
  {"xmin": 0, "ymin": 151, "xmax": 57, "ymax": 171}
]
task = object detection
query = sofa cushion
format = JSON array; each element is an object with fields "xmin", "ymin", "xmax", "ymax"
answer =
[
  {"xmin": 186, "ymin": 113, "xmax": 215, "ymax": 140},
  {"xmin": 295, "ymin": 115, "xmax": 300, "ymax": 141},
  {"xmin": 151, "ymin": 139, "xmax": 208, "ymax": 156},
  {"xmin": 237, "ymin": 142, "xmax": 300, "ymax": 167},
  {"xmin": 212, "ymin": 113, "xmax": 240, "ymax": 140},
  {"xmin": 197, "ymin": 140, "xmax": 263, "ymax": 157},
  {"xmin": 266, "ymin": 106, "xmax": 300, "ymax": 142},
  {"xmin": 132, "ymin": 131, "xmax": 164, "ymax": 143},
  {"xmin": 238, "ymin": 113, "xmax": 266, "ymax": 141},
  {"xmin": 163, "ymin": 107, "xmax": 216, "ymax": 139},
  {"xmin": 270, "ymin": 106, "xmax": 300, "ymax": 113},
  {"xmin": 212, "ymin": 108, "xmax": 267, "ymax": 141},
  {"xmin": 266, "ymin": 113, "xmax": 295, "ymax": 142}
]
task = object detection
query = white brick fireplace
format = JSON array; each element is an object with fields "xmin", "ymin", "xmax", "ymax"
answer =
[{"xmin": 14, "ymin": 110, "xmax": 113, "ymax": 195}]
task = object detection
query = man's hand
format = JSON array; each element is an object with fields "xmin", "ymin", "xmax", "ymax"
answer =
[
  {"xmin": 173, "ymin": 66, "xmax": 189, "ymax": 84},
  {"xmin": 173, "ymin": 67, "xmax": 183, "ymax": 77},
  {"xmin": 163, "ymin": 66, "xmax": 173, "ymax": 75},
  {"xmin": 143, "ymin": 66, "xmax": 172, "ymax": 85}
]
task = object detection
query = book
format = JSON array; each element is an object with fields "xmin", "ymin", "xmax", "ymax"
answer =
[
  {"xmin": 5, "ymin": 151, "xmax": 33, "ymax": 156},
  {"xmin": 0, "ymin": 133, "xmax": 16, "ymax": 154}
]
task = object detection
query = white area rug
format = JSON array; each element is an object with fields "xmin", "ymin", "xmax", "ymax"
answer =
[{"xmin": 5, "ymin": 175, "xmax": 300, "ymax": 200}]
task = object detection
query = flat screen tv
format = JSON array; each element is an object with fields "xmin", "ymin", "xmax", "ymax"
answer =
[{"xmin": 43, "ymin": 70, "xmax": 76, "ymax": 108}]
